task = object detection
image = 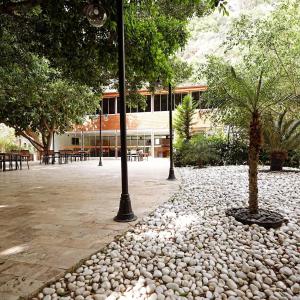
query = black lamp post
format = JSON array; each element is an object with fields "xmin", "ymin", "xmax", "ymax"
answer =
[
  {"xmin": 114, "ymin": 0, "xmax": 137, "ymax": 222},
  {"xmin": 85, "ymin": 0, "xmax": 136, "ymax": 222},
  {"xmin": 98, "ymin": 107, "xmax": 103, "ymax": 166},
  {"xmin": 155, "ymin": 79, "xmax": 176, "ymax": 180},
  {"xmin": 52, "ymin": 131, "xmax": 55, "ymax": 164},
  {"xmin": 167, "ymin": 83, "xmax": 176, "ymax": 180}
]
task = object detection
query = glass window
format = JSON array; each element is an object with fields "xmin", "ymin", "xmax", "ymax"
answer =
[
  {"xmin": 192, "ymin": 91, "xmax": 200, "ymax": 101},
  {"xmin": 108, "ymin": 99, "xmax": 115, "ymax": 114},
  {"xmin": 154, "ymin": 95, "xmax": 160, "ymax": 111},
  {"xmin": 109, "ymin": 136, "xmax": 116, "ymax": 146},
  {"xmin": 175, "ymin": 94, "xmax": 181, "ymax": 107},
  {"xmin": 160, "ymin": 94, "xmax": 168, "ymax": 111},
  {"xmin": 72, "ymin": 137, "xmax": 79, "ymax": 145},
  {"xmin": 95, "ymin": 100, "xmax": 101, "ymax": 115},
  {"xmin": 172, "ymin": 94, "xmax": 176, "ymax": 110},
  {"xmin": 102, "ymin": 99, "xmax": 109, "ymax": 115},
  {"xmin": 145, "ymin": 95, "xmax": 151, "ymax": 112},
  {"xmin": 117, "ymin": 97, "xmax": 120, "ymax": 113},
  {"xmin": 131, "ymin": 106, "xmax": 138, "ymax": 113},
  {"xmin": 145, "ymin": 136, "xmax": 151, "ymax": 146}
]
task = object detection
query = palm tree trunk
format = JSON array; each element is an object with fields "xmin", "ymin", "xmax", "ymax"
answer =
[{"xmin": 248, "ymin": 111, "xmax": 262, "ymax": 214}]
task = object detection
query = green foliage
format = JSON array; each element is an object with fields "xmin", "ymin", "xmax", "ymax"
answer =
[
  {"xmin": 0, "ymin": 54, "xmax": 99, "ymax": 150},
  {"xmin": 174, "ymin": 134, "xmax": 219, "ymax": 167},
  {"xmin": 174, "ymin": 132, "xmax": 249, "ymax": 167},
  {"xmin": 0, "ymin": 0, "xmax": 222, "ymax": 92},
  {"xmin": 174, "ymin": 95, "xmax": 197, "ymax": 141},
  {"xmin": 0, "ymin": 129, "xmax": 18, "ymax": 152},
  {"xmin": 263, "ymin": 110, "xmax": 300, "ymax": 154}
]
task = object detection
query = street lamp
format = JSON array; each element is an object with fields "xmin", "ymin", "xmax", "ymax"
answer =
[
  {"xmin": 85, "ymin": 0, "xmax": 136, "ymax": 222},
  {"xmin": 155, "ymin": 79, "xmax": 176, "ymax": 181},
  {"xmin": 114, "ymin": 0, "xmax": 137, "ymax": 222},
  {"xmin": 98, "ymin": 105, "xmax": 103, "ymax": 166},
  {"xmin": 167, "ymin": 83, "xmax": 176, "ymax": 180},
  {"xmin": 52, "ymin": 131, "xmax": 55, "ymax": 164}
]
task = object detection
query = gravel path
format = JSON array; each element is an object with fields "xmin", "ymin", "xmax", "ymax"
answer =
[{"xmin": 34, "ymin": 166, "xmax": 300, "ymax": 300}]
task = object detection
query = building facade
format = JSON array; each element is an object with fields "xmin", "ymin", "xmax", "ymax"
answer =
[{"xmin": 54, "ymin": 85, "xmax": 216, "ymax": 158}]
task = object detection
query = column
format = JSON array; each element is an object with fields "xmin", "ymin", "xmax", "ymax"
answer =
[
  {"xmin": 151, "ymin": 94, "xmax": 154, "ymax": 113},
  {"xmin": 151, "ymin": 131, "xmax": 155, "ymax": 157}
]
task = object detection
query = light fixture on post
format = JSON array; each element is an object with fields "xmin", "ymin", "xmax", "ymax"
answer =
[
  {"xmin": 98, "ymin": 105, "xmax": 103, "ymax": 166},
  {"xmin": 155, "ymin": 77, "xmax": 176, "ymax": 180},
  {"xmin": 114, "ymin": 0, "xmax": 137, "ymax": 222},
  {"xmin": 52, "ymin": 131, "xmax": 55, "ymax": 164},
  {"xmin": 84, "ymin": 3, "xmax": 107, "ymax": 28},
  {"xmin": 167, "ymin": 82, "xmax": 176, "ymax": 180},
  {"xmin": 85, "ymin": 0, "xmax": 136, "ymax": 222}
]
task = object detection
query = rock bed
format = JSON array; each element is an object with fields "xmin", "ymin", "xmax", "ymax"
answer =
[{"xmin": 34, "ymin": 166, "xmax": 300, "ymax": 300}]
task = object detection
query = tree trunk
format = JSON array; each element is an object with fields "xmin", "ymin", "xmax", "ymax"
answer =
[
  {"xmin": 270, "ymin": 151, "xmax": 287, "ymax": 171},
  {"xmin": 41, "ymin": 131, "xmax": 52, "ymax": 152},
  {"xmin": 248, "ymin": 111, "xmax": 262, "ymax": 214}
]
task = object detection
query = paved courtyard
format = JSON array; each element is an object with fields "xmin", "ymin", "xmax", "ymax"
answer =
[
  {"xmin": 33, "ymin": 166, "xmax": 300, "ymax": 300},
  {"xmin": 0, "ymin": 158, "xmax": 178, "ymax": 300}
]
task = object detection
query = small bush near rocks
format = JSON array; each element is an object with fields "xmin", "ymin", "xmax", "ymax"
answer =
[{"xmin": 174, "ymin": 133, "xmax": 248, "ymax": 167}]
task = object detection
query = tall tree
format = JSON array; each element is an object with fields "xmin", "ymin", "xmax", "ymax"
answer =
[
  {"xmin": 201, "ymin": 56, "xmax": 297, "ymax": 214},
  {"xmin": 0, "ymin": 55, "xmax": 98, "ymax": 151},
  {"xmin": 174, "ymin": 95, "xmax": 197, "ymax": 141},
  {"xmin": 0, "ymin": 0, "xmax": 226, "ymax": 95}
]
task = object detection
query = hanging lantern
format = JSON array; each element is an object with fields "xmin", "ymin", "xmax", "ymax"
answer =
[{"xmin": 84, "ymin": 3, "xmax": 107, "ymax": 28}]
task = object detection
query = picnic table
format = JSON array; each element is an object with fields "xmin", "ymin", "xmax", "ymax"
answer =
[
  {"xmin": 0, "ymin": 152, "xmax": 30, "ymax": 172},
  {"xmin": 40, "ymin": 150, "xmax": 90, "ymax": 165}
]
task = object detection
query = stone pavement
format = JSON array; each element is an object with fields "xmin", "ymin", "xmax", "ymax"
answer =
[{"xmin": 0, "ymin": 158, "xmax": 178, "ymax": 300}]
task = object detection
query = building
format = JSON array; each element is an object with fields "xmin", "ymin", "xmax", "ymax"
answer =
[{"xmin": 54, "ymin": 85, "xmax": 216, "ymax": 158}]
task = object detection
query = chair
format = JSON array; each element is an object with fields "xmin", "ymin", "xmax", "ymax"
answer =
[
  {"xmin": 40, "ymin": 150, "xmax": 54, "ymax": 164},
  {"xmin": 20, "ymin": 150, "xmax": 30, "ymax": 169},
  {"xmin": 130, "ymin": 149, "xmax": 138, "ymax": 161},
  {"xmin": 138, "ymin": 149, "xmax": 144, "ymax": 161}
]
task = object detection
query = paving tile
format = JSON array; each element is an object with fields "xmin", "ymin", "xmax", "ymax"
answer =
[
  {"xmin": 0, "ymin": 274, "xmax": 43, "ymax": 297},
  {"xmin": 0, "ymin": 159, "xmax": 178, "ymax": 298},
  {"xmin": 0, "ymin": 292, "xmax": 20, "ymax": 300}
]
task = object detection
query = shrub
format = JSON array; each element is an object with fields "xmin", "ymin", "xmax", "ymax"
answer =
[{"xmin": 174, "ymin": 133, "xmax": 249, "ymax": 167}]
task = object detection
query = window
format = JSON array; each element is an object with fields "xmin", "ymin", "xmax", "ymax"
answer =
[
  {"xmin": 102, "ymin": 99, "xmax": 109, "ymax": 115},
  {"xmin": 172, "ymin": 94, "xmax": 176, "ymax": 110},
  {"xmin": 117, "ymin": 97, "xmax": 120, "ymax": 113},
  {"xmin": 108, "ymin": 99, "xmax": 115, "ymax": 114},
  {"xmin": 72, "ymin": 137, "xmax": 79, "ymax": 145},
  {"xmin": 175, "ymin": 93, "xmax": 181, "ymax": 107},
  {"xmin": 154, "ymin": 95, "xmax": 160, "ymax": 111},
  {"xmin": 160, "ymin": 94, "xmax": 168, "ymax": 111},
  {"xmin": 131, "ymin": 105, "xmax": 138, "ymax": 113},
  {"xmin": 145, "ymin": 95, "xmax": 151, "ymax": 112},
  {"xmin": 192, "ymin": 91, "xmax": 200, "ymax": 101}
]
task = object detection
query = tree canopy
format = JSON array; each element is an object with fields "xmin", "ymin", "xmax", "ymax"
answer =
[
  {"xmin": 199, "ymin": 0, "xmax": 300, "ymax": 215},
  {"xmin": 0, "ymin": 55, "xmax": 98, "ymax": 151},
  {"xmin": 0, "ymin": 0, "xmax": 226, "ymax": 93},
  {"xmin": 0, "ymin": 0, "xmax": 227, "ymax": 149}
]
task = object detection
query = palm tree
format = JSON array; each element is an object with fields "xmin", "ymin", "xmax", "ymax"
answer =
[
  {"xmin": 203, "ymin": 56, "xmax": 297, "ymax": 216},
  {"xmin": 263, "ymin": 110, "xmax": 300, "ymax": 171}
]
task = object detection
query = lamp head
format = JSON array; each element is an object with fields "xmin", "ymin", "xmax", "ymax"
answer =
[{"xmin": 84, "ymin": 3, "xmax": 107, "ymax": 28}]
